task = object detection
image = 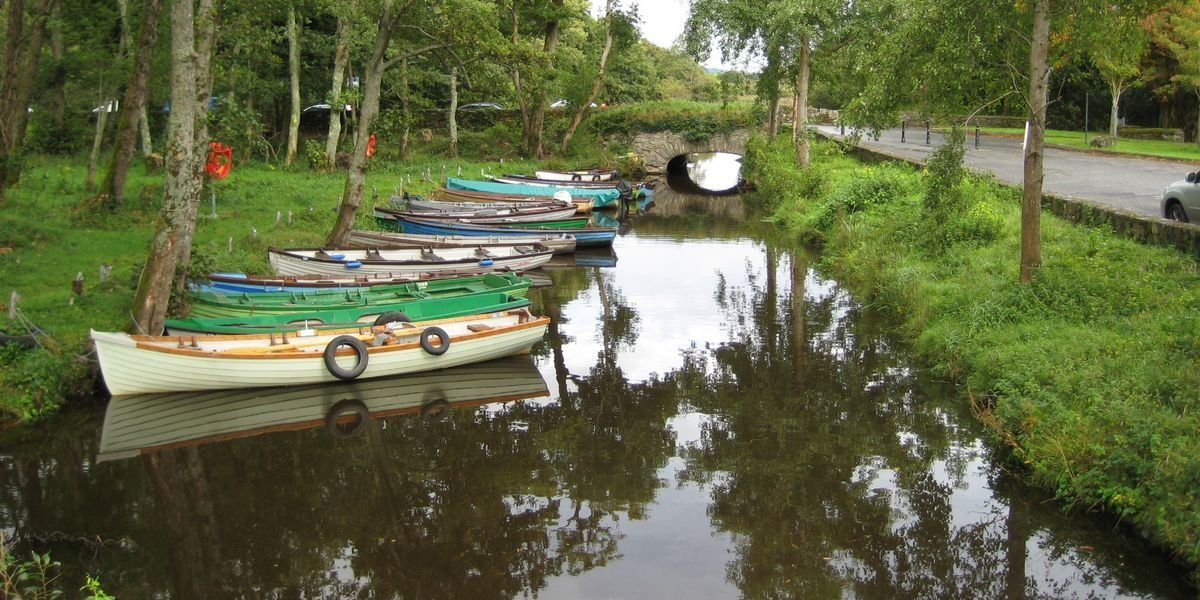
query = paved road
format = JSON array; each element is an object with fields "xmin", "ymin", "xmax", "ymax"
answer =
[{"xmin": 814, "ymin": 125, "xmax": 1197, "ymax": 219}]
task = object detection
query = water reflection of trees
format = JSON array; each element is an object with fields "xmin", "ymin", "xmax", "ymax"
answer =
[{"xmin": 673, "ymin": 249, "xmax": 1190, "ymax": 599}]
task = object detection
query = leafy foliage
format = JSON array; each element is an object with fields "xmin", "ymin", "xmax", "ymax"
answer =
[{"xmin": 588, "ymin": 100, "xmax": 757, "ymax": 141}]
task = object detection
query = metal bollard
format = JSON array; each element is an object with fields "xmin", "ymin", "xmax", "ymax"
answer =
[
  {"xmin": 975, "ymin": 125, "xmax": 980, "ymax": 149},
  {"xmin": 925, "ymin": 121, "xmax": 931, "ymax": 145},
  {"xmin": 839, "ymin": 122, "xmax": 845, "ymax": 136},
  {"xmin": 901, "ymin": 121, "xmax": 906, "ymax": 143}
]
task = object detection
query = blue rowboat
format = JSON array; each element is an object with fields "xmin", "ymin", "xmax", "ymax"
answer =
[
  {"xmin": 394, "ymin": 215, "xmax": 618, "ymax": 248},
  {"xmin": 446, "ymin": 177, "xmax": 620, "ymax": 208}
]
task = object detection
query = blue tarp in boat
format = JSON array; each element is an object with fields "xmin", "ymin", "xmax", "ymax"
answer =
[{"xmin": 445, "ymin": 177, "xmax": 620, "ymax": 207}]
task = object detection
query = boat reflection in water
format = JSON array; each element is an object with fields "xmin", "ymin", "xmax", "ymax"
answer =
[{"xmin": 97, "ymin": 356, "xmax": 549, "ymax": 462}]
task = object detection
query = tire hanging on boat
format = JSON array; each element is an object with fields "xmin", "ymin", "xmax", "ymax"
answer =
[
  {"xmin": 323, "ymin": 335, "xmax": 369, "ymax": 379},
  {"xmin": 419, "ymin": 327, "xmax": 450, "ymax": 355},
  {"xmin": 373, "ymin": 311, "xmax": 412, "ymax": 326},
  {"xmin": 325, "ymin": 399, "xmax": 370, "ymax": 438}
]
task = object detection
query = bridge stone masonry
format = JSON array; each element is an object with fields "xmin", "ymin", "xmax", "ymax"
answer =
[{"xmin": 626, "ymin": 129, "xmax": 754, "ymax": 174}]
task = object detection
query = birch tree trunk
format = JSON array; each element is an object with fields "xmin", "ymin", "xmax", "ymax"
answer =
[
  {"xmin": 285, "ymin": 8, "xmax": 301, "ymax": 166},
  {"xmin": 102, "ymin": 0, "xmax": 162, "ymax": 208},
  {"xmin": 1020, "ymin": 0, "xmax": 1050, "ymax": 284},
  {"xmin": 130, "ymin": 0, "xmax": 215, "ymax": 334},
  {"xmin": 560, "ymin": 0, "xmax": 613, "ymax": 154},
  {"xmin": 325, "ymin": 17, "xmax": 351, "ymax": 167},
  {"xmin": 448, "ymin": 66, "xmax": 459, "ymax": 158},
  {"xmin": 792, "ymin": 35, "xmax": 810, "ymax": 168}
]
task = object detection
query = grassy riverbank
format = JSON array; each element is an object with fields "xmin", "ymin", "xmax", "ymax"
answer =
[
  {"xmin": 744, "ymin": 136, "xmax": 1200, "ymax": 575},
  {"xmin": 0, "ymin": 154, "xmax": 544, "ymax": 420}
]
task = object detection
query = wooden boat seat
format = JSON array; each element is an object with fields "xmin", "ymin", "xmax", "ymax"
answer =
[
  {"xmin": 315, "ymin": 249, "xmax": 334, "ymax": 259},
  {"xmin": 365, "ymin": 248, "xmax": 384, "ymax": 261},
  {"xmin": 420, "ymin": 248, "xmax": 445, "ymax": 262},
  {"xmin": 474, "ymin": 247, "xmax": 497, "ymax": 258},
  {"xmin": 467, "ymin": 324, "xmax": 493, "ymax": 332}
]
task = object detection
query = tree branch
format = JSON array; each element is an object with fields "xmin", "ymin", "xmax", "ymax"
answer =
[{"xmin": 382, "ymin": 42, "xmax": 451, "ymax": 71}]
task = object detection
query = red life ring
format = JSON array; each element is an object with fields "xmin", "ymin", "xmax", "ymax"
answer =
[
  {"xmin": 205, "ymin": 142, "xmax": 232, "ymax": 179},
  {"xmin": 366, "ymin": 134, "xmax": 377, "ymax": 158}
]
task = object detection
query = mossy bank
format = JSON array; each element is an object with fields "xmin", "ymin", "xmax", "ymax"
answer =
[{"xmin": 742, "ymin": 135, "xmax": 1200, "ymax": 577}]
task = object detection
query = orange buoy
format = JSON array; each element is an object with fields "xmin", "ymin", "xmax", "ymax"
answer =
[{"xmin": 205, "ymin": 142, "xmax": 232, "ymax": 179}]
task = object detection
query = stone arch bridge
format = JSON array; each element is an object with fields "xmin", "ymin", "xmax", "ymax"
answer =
[{"xmin": 624, "ymin": 129, "xmax": 755, "ymax": 174}]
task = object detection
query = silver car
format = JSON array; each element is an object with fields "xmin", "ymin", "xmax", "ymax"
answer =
[{"xmin": 1162, "ymin": 170, "xmax": 1200, "ymax": 222}]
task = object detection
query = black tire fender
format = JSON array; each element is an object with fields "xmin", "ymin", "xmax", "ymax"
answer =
[
  {"xmin": 373, "ymin": 311, "xmax": 412, "ymax": 326},
  {"xmin": 323, "ymin": 335, "xmax": 369, "ymax": 380},
  {"xmin": 419, "ymin": 327, "xmax": 450, "ymax": 355},
  {"xmin": 325, "ymin": 399, "xmax": 370, "ymax": 438}
]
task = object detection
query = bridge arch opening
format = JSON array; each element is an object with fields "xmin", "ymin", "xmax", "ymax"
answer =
[{"xmin": 664, "ymin": 151, "xmax": 743, "ymax": 195}]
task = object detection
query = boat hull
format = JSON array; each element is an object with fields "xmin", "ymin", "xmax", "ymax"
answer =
[
  {"xmin": 446, "ymin": 177, "xmax": 620, "ymax": 207},
  {"xmin": 347, "ymin": 230, "xmax": 577, "ymax": 255},
  {"xmin": 92, "ymin": 311, "xmax": 550, "ymax": 395},
  {"xmin": 268, "ymin": 245, "xmax": 554, "ymax": 277},
  {"xmin": 396, "ymin": 216, "xmax": 618, "ymax": 248}
]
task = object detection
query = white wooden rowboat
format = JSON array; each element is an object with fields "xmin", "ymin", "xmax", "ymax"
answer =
[
  {"xmin": 535, "ymin": 169, "xmax": 617, "ymax": 182},
  {"xmin": 91, "ymin": 309, "xmax": 550, "ymax": 396},
  {"xmin": 347, "ymin": 230, "xmax": 577, "ymax": 255},
  {"xmin": 268, "ymin": 244, "xmax": 553, "ymax": 277}
]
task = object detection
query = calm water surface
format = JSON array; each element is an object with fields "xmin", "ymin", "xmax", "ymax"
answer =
[{"xmin": 0, "ymin": 170, "xmax": 1193, "ymax": 598}]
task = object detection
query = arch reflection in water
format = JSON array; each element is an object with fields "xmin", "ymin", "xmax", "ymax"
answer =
[
  {"xmin": 665, "ymin": 151, "xmax": 743, "ymax": 194},
  {"xmin": 97, "ymin": 356, "xmax": 549, "ymax": 462}
]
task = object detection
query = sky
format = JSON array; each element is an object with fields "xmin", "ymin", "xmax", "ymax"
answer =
[{"xmin": 588, "ymin": 0, "xmax": 761, "ymax": 71}]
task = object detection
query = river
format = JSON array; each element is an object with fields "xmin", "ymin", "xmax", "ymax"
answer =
[{"xmin": 0, "ymin": 154, "xmax": 1193, "ymax": 598}]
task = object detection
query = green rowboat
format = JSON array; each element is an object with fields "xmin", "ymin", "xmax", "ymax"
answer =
[
  {"xmin": 187, "ymin": 272, "xmax": 531, "ymax": 318},
  {"xmin": 165, "ymin": 292, "xmax": 531, "ymax": 335}
]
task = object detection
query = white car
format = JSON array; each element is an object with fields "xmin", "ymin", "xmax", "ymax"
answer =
[{"xmin": 1162, "ymin": 169, "xmax": 1200, "ymax": 223}]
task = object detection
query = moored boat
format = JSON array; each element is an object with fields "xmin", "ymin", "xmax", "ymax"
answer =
[
  {"xmin": 167, "ymin": 291, "xmax": 530, "ymax": 335},
  {"xmin": 373, "ymin": 208, "xmax": 589, "ymax": 230},
  {"xmin": 430, "ymin": 188, "xmax": 595, "ymax": 213},
  {"xmin": 395, "ymin": 215, "xmax": 618, "ymax": 248},
  {"xmin": 189, "ymin": 272, "xmax": 532, "ymax": 318},
  {"xmin": 199, "ymin": 270, "xmax": 505, "ymax": 294},
  {"xmin": 347, "ymin": 229, "xmax": 577, "ymax": 255},
  {"xmin": 446, "ymin": 177, "xmax": 620, "ymax": 208},
  {"xmin": 268, "ymin": 244, "xmax": 554, "ymax": 277},
  {"xmin": 91, "ymin": 309, "xmax": 550, "ymax": 395},
  {"xmin": 373, "ymin": 204, "xmax": 579, "ymax": 224},
  {"xmin": 534, "ymin": 168, "xmax": 618, "ymax": 182}
]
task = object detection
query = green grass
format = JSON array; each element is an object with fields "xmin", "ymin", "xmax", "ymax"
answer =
[
  {"xmin": 977, "ymin": 127, "xmax": 1200, "ymax": 161},
  {"xmin": 0, "ymin": 152, "xmax": 552, "ymax": 420},
  {"xmin": 745, "ymin": 135, "xmax": 1200, "ymax": 577}
]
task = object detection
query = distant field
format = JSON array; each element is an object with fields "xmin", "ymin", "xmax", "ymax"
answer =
[{"xmin": 979, "ymin": 127, "xmax": 1200, "ymax": 162}]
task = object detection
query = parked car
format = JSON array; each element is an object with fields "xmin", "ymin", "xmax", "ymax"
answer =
[
  {"xmin": 458, "ymin": 102, "xmax": 503, "ymax": 111},
  {"xmin": 1161, "ymin": 169, "xmax": 1200, "ymax": 223}
]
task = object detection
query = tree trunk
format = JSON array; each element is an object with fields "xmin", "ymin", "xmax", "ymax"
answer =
[
  {"xmin": 448, "ymin": 66, "xmax": 459, "ymax": 158},
  {"xmin": 285, "ymin": 8, "xmax": 301, "ymax": 166},
  {"xmin": 101, "ymin": 0, "xmax": 162, "ymax": 209},
  {"xmin": 528, "ymin": 0, "xmax": 563, "ymax": 158},
  {"xmin": 326, "ymin": 2, "xmax": 396, "ymax": 247},
  {"xmin": 130, "ymin": 0, "xmax": 215, "ymax": 334},
  {"xmin": 1108, "ymin": 80, "xmax": 1121, "ymax": 140},
  {"xmin": 0, "ymin": 0, "xmax": 57, "ymax": 199},
  {"xmin": 399, "ymin": 57, "xmax": 410, "ymax": 159},
  {"xmin": 1194, "ymin": 88, "xmax": 1199, "ymax": 149},
  {"xmin": 325, "ymin": 17, "xmax": 350, "ymax": 167},
  {"xmin": 1020, "ymin": 0, "xmax": 1050, "ymax": 284},
  {"xmin": 767, "ymin": 94, "xmax": 779, "ymax": 137},
  {"xmin": 792, "ymin": 35, "xmax": 810, "ymax": 168},
  {"xmin": 510, "ymin": 2, "xmax": 532, "ymax": 154},
  {"xmin": 49, "ymin": 2, "xmax": 65, "ymax": 132},
  {"xmin": 86, "ymin": 104, "xmax": 110, "ymax": 192},
  {"xmin": 561, "ymin": 0, "xmax": 613, "ymax": 154}
]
